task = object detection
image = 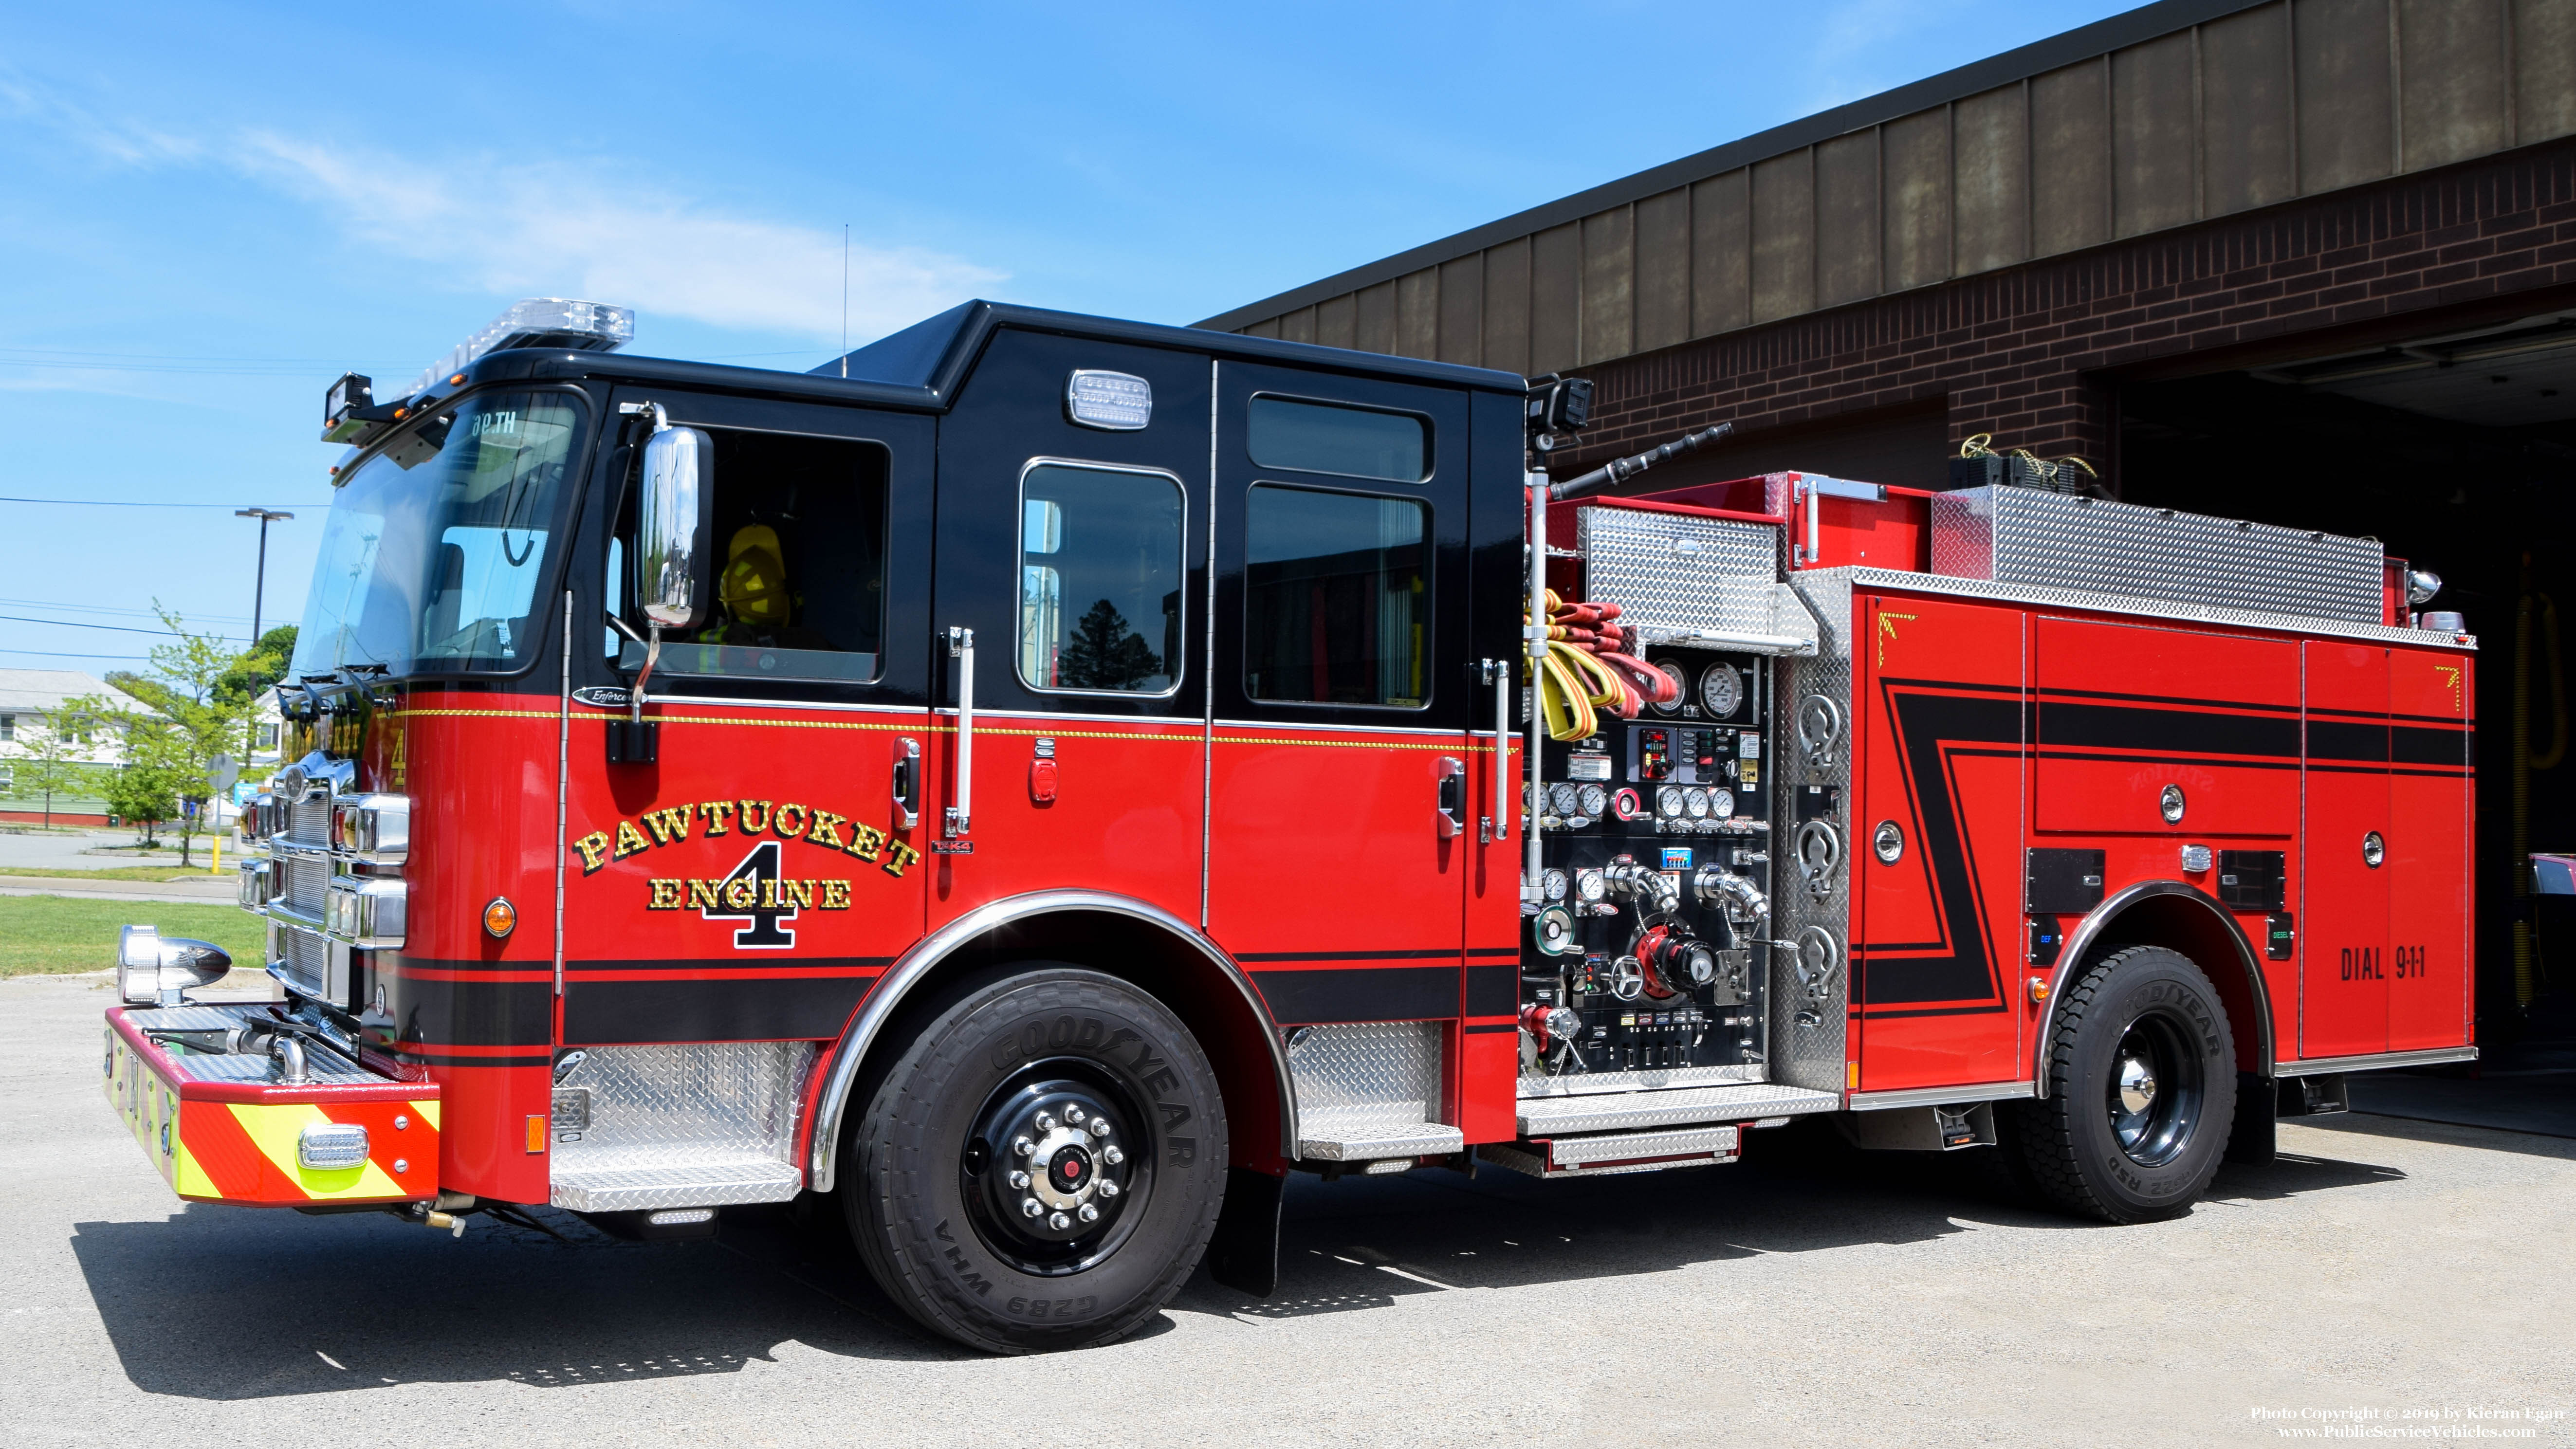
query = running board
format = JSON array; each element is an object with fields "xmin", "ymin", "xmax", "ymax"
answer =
[
  {"xmin": 550, "ymin": 1157, "xmax": 803, "ymax": 1213},
  {"xmin": 1514, "ymin": 1082, "xmax": 1841, "ymax": 1137},
  {"xmin": 1297, "ymin": 1122, "xmax": 1465, "ymax": 1163},
  {"xmin": 1486, "ymin": 1124, "xmax": 1741, "ymax": 1178}
]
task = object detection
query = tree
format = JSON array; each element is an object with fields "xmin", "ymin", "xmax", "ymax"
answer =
[
  {"xmin": 216, "ymin": 624, "xmax": 296, "ymax": 761},
  {"xmin": 1056, "ymin": 599, "xmax": 1161, "ymax": 691},
  {"xmin": 101, "ymin": 716, "xmax": 180, "ymax": 844},
  {"xmin": 6, "ymin": 695, "xmax": 105, "ymax": 829},
  {"xmin": 130, "ymin": 604, "xmax": 255, "ymax": 867}
]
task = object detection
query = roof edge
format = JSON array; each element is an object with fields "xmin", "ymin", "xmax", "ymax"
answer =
[{"xmin": 1194, "ymin": 0, "xmax": 2270, "ymax": 333}]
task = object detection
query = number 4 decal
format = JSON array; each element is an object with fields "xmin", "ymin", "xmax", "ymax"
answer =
[{"xmin": 705, "ymin": 840, "xmax": 797, "ymax": 949}]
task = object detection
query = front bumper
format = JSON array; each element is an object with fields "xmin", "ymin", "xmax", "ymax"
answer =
[{"xmin": 103, "ymin": 1003, "xmax": 440, "ymax": 1206}]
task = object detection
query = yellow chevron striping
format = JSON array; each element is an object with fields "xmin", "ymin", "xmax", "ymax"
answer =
[
  {"xmin": 409, "ymin": 1099, "xmax": 441, "ymax": 1131},
  {"xmin": 224, "ymin": 1102, "xmax": 404, "ymax": 1200}
]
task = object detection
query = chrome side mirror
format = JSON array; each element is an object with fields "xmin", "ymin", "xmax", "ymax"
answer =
[
  {"xmin": 117, "ymin": 924, "xmax": 233, "ymax": 1007},
  {"xmin": 634, "ymin": 411, "xmax": 710, "ymax": 630}
]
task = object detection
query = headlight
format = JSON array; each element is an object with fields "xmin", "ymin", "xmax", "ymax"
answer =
[
  {"xmin": 330, "ymin": 793, "xmax": 410, "ymax": 864},
  {"xmin": 323, "ymin": 875, "xmax": 407, "ymax": 949}
]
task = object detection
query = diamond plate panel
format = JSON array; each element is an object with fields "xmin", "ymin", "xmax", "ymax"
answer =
[
  {"xmin": 1288, "ymin": 1020, "xmax": 1443, "ymax": 1155},
  {"xmin": 550, "ymin": 1042, "xmax": 814, "ymax": 1207},
  {"xmin": 1517, "ymin": 1061, "xmax": 1769, "ymax": 1100},
  {"xmin": 1297, "ymin": 1124, "xmax": 1466, "ymax": 1162},
  {"xmin": 1932, "ymin": 487, "xmax": 2386, "ymax": 624},
  {"xmin": 1775, "ymin": 574, "xmax": 1854, "ymax": 1097},
  {"xmin": 1515, "ymin": 1082, "xmax": 1840, "ymax": 1135},
  {"xmin": 549, "ymin": 1160, "xmax": 805, "ymax": 1213},
  {"xmin": 1577, "ymin": 506, "xmax": 1785, "ymax": 640},
  {"xmin": 1543, "ymin": 1123, "xmax": 1741, "ymax": 1168}
]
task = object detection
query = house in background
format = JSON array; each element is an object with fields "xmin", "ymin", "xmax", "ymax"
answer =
[{"xmin": 0, "ymin": 669, "xmax": 148, "ymax": 827}]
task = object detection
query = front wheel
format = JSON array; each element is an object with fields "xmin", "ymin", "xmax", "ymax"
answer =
[
  {"xmin": 2000, "ymin": 945, "xmax": 2238, "ymax": 1224},
  {"xmin": 843, "ymin": 965, "xmax": 1229, "ymax": 1353}
]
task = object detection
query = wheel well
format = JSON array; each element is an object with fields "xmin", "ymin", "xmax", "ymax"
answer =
[
  {"xmin": 2045, "ymin": 882, "xmax": 2274, "ymax": 1085},
  {"xmin": 808, "ymin": 900, "xmax": 1291, "ymax": 1190}
]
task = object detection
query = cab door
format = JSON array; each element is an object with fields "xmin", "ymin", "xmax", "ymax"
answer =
[
  {"xmin": 1206, "ymin": 364, "xmax": 1476, "ymax": 1033},
  {"xmin": 925, "ymin": 330, "xmax": 1210, "ymax": 926},
  {"xmin": 566, "ymin": 389, "xmax": 935, "ymax": 1046}
]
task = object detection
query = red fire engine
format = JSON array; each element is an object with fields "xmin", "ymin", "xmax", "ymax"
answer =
[{"xmin": 98, "ymin": 297, "xmax": 2475, "ymax": 1353}]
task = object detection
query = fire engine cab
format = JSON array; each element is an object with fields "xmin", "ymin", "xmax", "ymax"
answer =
[{"xmin": 98, "ymin": 296, "xmax": 2476, "ymax": 1353}]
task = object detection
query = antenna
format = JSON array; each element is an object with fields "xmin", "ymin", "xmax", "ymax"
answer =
[{"xmin": 841, "ymin": 224, "xmax": 850, "ymax": 378}]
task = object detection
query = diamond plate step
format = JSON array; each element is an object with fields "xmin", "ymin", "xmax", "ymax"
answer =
[
  {"xmin": 1297, "ymin": 1119, "xmax": 1465, "ymax": 1162},
  {"xmin": 550, "ymin": 1157, "xmax": 803, "ymax": 1213},
  {"xmin": 1486, "ymin": 1123, "xmax": 1743, "ymax": 1179},
  {"xmin": 1514, "ymin": 1082, "xmax": 1841, "ymax": 1137}
]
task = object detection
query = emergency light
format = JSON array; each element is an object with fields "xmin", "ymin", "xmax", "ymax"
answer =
[{"xmin": 324, "ymin": 298, "xmax": 635, "ymax": 446}]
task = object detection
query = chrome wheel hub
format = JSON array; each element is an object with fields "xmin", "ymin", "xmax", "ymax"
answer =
[
  {"xmin": 2116, "ymin": 1055, "xmax": 2159, "ymax": 1117},
  {"xmin": 963, "ymin": 1072, "xmax": 1144, "ymax": 1274}
]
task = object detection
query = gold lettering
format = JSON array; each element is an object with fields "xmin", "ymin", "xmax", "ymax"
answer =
[
  {"xmin": 847, "ymin": 821, "xmax": 886, "ymax": 861},
  {"xmin": 774, "ymin": 802, "xmax": 809, "ymax": 839},
  {"xmin": 806, "ymin": 809, "xmax": 849, "ymax": 850},
  {"xmin": 759, "ymin": 877, "xmax": 779, "ymax": 910},
  {"xmin": 701, "ymin": 801, "xmax": 736, "ymax": 837},
  {"xmin": 884, "ymin": 840, "xmax": 922, "ymax": 878},
  {"xmin": 614, "ymin": 820, "xmax": 651, "ymax": 860},
  {"xmin": 777, "ymin": 879, "xmax": 814, "ymax": 910},
  {"xmin": 738, "ymin": 800, "xmax": 773, "ymax": 834},
  {"xmin": 573, "ymin": 830, "xmax": 612, "ymax": 873},
  {"xmin": 819, "ymin": 879, "xmax": 851, "ymax": 909},
  {"xmin": 723, "ymin": 876, "xmax": 758, "ymax": 910},
  {"xmin": 687, "ymin": 880, "xmax": 721, "ymax": 910},
  {"xmin": 641, "ymin": 804, "xmax": 696, "ymax": 845},
  {"xmin": 647, "ymin": 879, "xmax": 684, "ymax": 909}
]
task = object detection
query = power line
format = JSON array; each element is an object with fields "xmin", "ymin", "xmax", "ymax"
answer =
[
  {"xmin": 0, "ymin": 597, "xmax": 256, "ymax": 625},
  {"xmin": 0, "ymin": 496, "xmax": 331, "ymax": 509},
  {"xmin": 0, "ymin": 647, "xmax": 155, "ymax": 660},
  {"xmin": 0, "ymin": 613, "xmax": 247, "ymax": 641}
]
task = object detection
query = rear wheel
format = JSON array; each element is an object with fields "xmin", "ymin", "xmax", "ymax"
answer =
[
  {"xmin": 2001, "ymin": 945, "xmax": 2237, "ymax": 1224},
  {"xmin": 843, "ymin": 965, "xmax": 1228, "ymax": 1353}
]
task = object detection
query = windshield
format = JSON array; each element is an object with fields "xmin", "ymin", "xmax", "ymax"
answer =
[{"xmin": 290, "ymin": 391, "xmax": 585, "ymax": 679}]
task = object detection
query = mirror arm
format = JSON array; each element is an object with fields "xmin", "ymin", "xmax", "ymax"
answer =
[{"xmin": 630, "ymin": 623, "xmax": 662, "ymax": 726}]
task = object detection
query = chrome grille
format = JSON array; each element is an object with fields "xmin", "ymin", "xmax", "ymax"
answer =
[
  {"xmin": 288, "ymin": 794, "xmax": 329, "ymax": 847},
  {"xmin": 282, "ymin": 856, "xmax": 330, "ymax": 917},
  {"xmin": 274, "ymin": 923, "xmax": 330, "ymax": 998}
]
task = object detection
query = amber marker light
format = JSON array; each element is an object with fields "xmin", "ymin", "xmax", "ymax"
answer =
[
  {"xmin": 482, "ymin": 897, "xmax": 517, "ymax": 938},
  {"xmin": 448, "ymin": 373, "xmax": 466, "ymax": 385}
]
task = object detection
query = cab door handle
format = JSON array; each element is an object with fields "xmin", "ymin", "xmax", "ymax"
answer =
[
  {"xmin": 892, "ymin": 737, "xmax": 920, "ymax": 830},
  {"xmin": 1436, "ymin": 756, "xmax": 1466, "ymax": 838},
  {"xmin": 946, "ymin": 627, "xmax": 975, "ymax": 839}
]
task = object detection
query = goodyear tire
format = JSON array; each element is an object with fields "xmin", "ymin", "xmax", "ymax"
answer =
[
  {"xmin": 2000, "ymin": 945, "xmax": 2237, "ymax": 1224},
  {"xmin": 844, "ymin": 965, "xmax": 1228, "ymax": 1353}
]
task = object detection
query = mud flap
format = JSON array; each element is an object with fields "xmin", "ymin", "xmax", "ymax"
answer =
[
  {"xmin": 2225, "ymin": 1070, "xmax": 2276, "ymax": 1165},
  {"xmin": 1204, "ymin": 1165, "xmax": 1283, "ymax": 1298}
]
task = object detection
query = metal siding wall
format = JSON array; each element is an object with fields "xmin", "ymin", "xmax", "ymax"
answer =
[
  {"xmin": 2518, "ymin": 0, "xmax": 2576, "ymax": 142},
  {"xmin": 1691, "ymin": 171, "xmax": 1751, "ymax": 337},
  {"xmin": 1816, "ymin": 131, "xmax": 1882, "ymax": 308},
  {"xmin": 1635, "ymin": 186, "xmax": 1692, "ymax": 354},
  {"xmin": 1751, "ymin": 149, "xmax": 1817, "ymax": 323},
  {"xmin": 1437, "ymin": 255, "xmax": 1484, "ymax": 366},
  {"xmin": 2296, "ymin": 0, "xmax": 2397, "ymax": 193},
  {"xmin": 1397, "ymin": 268, "xmax": 1439, "ymax": 360},
  {"xmin": 1883, "ymin": 108, "xmax": 1953, "ymax": 291},
  {"xmin": 2397, "ymin": 0, "xmax": 2509, "ymax": 172},
  {"xmin": 1953, "ymin": 84, "xmax": 2032, "ymax": 274},
  {"xmin": 1219, "ymin": 0, "xmax": 2567, "ymax": 373},
  {"xmin": 1529, "ymin": 222, "xmax": 1581, "ymax": 375},
  {"xmin": 1483, "ymin": 236, "xmax": 1532, "ymax": 376},
  {"xmin": 2032, "ymin": 59, "xmax": 2113, "ymax": 256},
  {"xmin": 1580, "ymin": 207, "xmax": 1636, "ymax": 365},
  {"xmin": 2202, "ymin": 2, "xmax": 2297, "ymax": 215},
  {"xmin": 2113, "ymin": 31, "xmax": 2201, "ymax": 237}
]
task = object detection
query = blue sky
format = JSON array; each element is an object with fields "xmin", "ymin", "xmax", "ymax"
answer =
[{"xmin": 0, "ymin": 0, "xmax": 2132, "ymax": 678}]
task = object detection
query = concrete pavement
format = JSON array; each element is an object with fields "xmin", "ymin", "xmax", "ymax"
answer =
[{"xmin": 6, "ymin": 971, "xmax": 2570, "ymax": 1448}]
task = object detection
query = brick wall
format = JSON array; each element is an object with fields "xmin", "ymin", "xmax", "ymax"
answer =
[{"xmin": 1552, "ymin": 136, "xmax": 2576, "ymax": 489}]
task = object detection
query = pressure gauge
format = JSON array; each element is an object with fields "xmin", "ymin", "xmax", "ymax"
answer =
[
  {"xmin": 1709, "ymin": 788, "xmax": 1737, "ymax": 820},
  {"xmin": 1656, "ymin": 786, "xmax": 1685, "ymax": 819},
  {"xmin": 1683, "ymin": 788, "xmax": 1711, "ymax": 819},
  {"xmin": 1700, "ymin": 663, "xmax": 1744, "ymax": 719},
  {"xmin": 1542, "ymin": 868, "xmax": 1569, "ymax": 903},
  {"xmin": 1649, "ymin": 660, "xmax": 1689, "ymax": 714},
  {"xmin": 1550, "ymin": 782, "xmax": 1582, "ymax": 816},
  {"xmin": 1575, "ymin": 869, "xmax": 1608, "ymax": 903},
  {"xmin": 1577, "ymin": 783, "xmax": 1608, "ymax": 818}
]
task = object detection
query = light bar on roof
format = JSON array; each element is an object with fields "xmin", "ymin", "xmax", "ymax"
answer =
[{"xmin": 401, "ymin": 297, "xmax": 634, "ymax": 398}]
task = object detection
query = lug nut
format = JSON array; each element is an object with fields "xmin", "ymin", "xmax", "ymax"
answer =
[
  {"xmin": 1021, "ymin": 1197, "xmax": 1043, "ymax": 1218},
  {"xmin": 1013, "ymin": 1136, "xmax": 1035, "ymax": 1158},
  {"xmin": 1077, "ymin": 1203, "xmax": 1099, "ymax": 1223},
  {"xmin": 1088, "ymin": 1118, "xmax": 1111, "ymax": 1138},
  {"xmin": 1065, "ymin": 1105, "xmax": 1086, "ymax": 1124},
  {"xmin": 1097, "ymin": 1178, "xmax": 1120, "ymax": 1199},
  {"xmin": 1007, "ymin": 1170, "xmax": 1030, "ymax": 1189},
  {"xmin": 1048, "ymin": 1211, "xmax": 1071, "ymax": 1231},
  {"xmin": 1035, "ymin": 1112, "xmax": 1057, "ymax": 1132},
  {"xmin": 1102, "ymin": 1144, "xmax": 1125, "ymax": 1166}
]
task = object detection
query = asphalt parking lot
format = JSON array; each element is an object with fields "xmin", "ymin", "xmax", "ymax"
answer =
[{"xmin": 8, "ymin": 971, "xmax": 2571, "ymax": 1449}]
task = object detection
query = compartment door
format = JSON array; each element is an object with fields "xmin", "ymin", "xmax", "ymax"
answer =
[
  {"xmin": 2387, "ymin": 649, "xmax": 2472, "ymax": 1050},
  {"xmin": 2301, "ymin": 642, "xmax": 2390, "ymax": 1058}
]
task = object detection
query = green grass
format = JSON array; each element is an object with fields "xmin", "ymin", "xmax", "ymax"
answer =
[
  {"xmin": 0, "ymin": 865, "xmax": 227, "ymax": 883},
  {"xmin": 0, "ymin": 895, "xmax": 265, "ymax": 977}
]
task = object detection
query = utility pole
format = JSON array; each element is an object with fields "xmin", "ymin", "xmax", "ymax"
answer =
[{"xmin": 234, "ymin": 508, "xmax": 293, "ymax": 770}]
